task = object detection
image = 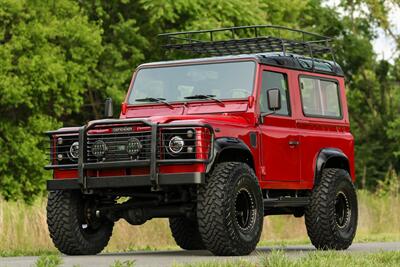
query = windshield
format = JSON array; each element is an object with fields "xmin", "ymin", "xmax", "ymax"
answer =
[{"xmin": 128, "ymin": 61, "xmax": 256, "ymax": 104}]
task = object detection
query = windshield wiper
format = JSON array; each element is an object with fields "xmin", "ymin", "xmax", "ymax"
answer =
[
  {"xmin": 135, "ymin": 97, "xmax": 174, "ymax": 109},
  {"xmin": 184, "ymin": 94, "xmax": 225, "ymax": 106}
]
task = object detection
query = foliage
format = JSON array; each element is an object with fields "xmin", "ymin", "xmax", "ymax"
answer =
[
  {"xmin": 376, "ymin": 166, "xmax": 399, "ymax": 197},
  {"xmin": 0, "ymin": 0, "xmax": 102, "ymax": 202},
  {"xmin": 174, "ymin": 250, "xmax": 400, "ymax": 267},
  {"xmin": 110, "ymin": 260, "xmax": 136, "ymax": 267},
  {"xmin": 0, "ymin": 0, "xmax": 399, "ymax": 201},
  {"xmin": 35, "ymin": 254, "xmax": 63, "ymax": 267}
]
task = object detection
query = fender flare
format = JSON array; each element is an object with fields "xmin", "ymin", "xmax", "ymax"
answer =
[
  {"xmin": 207, "ymin": 137, "xmax": 254, "ymax": 173},
  {"xmin": 315, "ymin": 148, "xmax": 351, "ymax": 186}
]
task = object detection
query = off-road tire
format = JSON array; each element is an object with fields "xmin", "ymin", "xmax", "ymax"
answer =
[
  {"xmin": 169, "ymin": 217, "xmax": 205, "ymax": 250},
  {"xmin": 47, "ymin": 190, "xmax": 114, "ymax": 255},
  {"xmin": 197, "ymin": 162, "xmax": 263, "ymax": 256},
  {"xmin": 305, "ymin": 168, "xmax": 358, "ymax": 250}
]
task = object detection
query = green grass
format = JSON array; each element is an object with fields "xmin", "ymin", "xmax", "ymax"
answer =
[
  {"xmin": 35, "ymin": 255, "xmax": 63, "ymax": 267},
  {"xmin": 174, "ymin": 250, "xmax": 400, "ymax": 267},
  {"xmin": 33, "ymin": 255, "xmax": 135, "ymax": 267},
  {"xmin": 109, "ymin": 260, "xmax": 136, "ymax": 267}
]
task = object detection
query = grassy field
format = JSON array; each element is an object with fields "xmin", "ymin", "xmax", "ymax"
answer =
[
  {"xmin": 173, "ymin": 250, "xmax": 400, "ymax": 267},
  {"xmin": 0, "ymin": 190, "xmax": 399, "ymax": 256},
  {"xmin": 31, "ymin": 250, "xmax": 400, "ymax": 267}
]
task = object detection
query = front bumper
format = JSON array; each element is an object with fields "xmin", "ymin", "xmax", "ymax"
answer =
[
  {"xmin": 47, "ymin": 172, "xmax": 205, "ymax": 190},
  {"xmin": 45, "ymin": 118, "xmax": 213, "ymax": 191}
]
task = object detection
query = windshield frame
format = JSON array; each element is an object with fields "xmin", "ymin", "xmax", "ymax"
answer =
[{"xmin": 125, "ymin": 59, "xmax": 258, "ymax": 106}]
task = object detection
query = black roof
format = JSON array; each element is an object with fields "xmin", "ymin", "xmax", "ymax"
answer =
[
  {"xmin": 157, "ymin": 25, "xmax": 343, "ymax": 77},
  {"xmin": 141, "ymin": 52, "xmax": 344, "ymax": 77}
]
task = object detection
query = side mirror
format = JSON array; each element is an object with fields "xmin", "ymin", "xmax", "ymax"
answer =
[
  {"xmin": 267, "ymin": 88, "xmax": 281, "ymax": 111},
  {"xmin": 259, "ymin": 88, "xmax": 281, "ymax": 124},
  {"xmin": 104, "ymin": 98, "xmax": 114, "ymax": 118}
]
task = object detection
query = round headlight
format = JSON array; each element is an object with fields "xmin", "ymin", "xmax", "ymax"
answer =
[
  {"xmin": 69, "ymin": 141, "xmax": 80, "ymax": 159},
  {"xmin": 168, "ymin": 136, "xmax": 185, "ymax": 154},
  {"xmin": 127, "ymin": 137, "xmax": 142, "ymax": 156},
  {"xmin": 91, "ymin": 140, "xmax": 107, "ymax": 157}
]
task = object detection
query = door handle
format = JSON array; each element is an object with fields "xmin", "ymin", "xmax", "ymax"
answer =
[{"xmin": 288, "ymin": 140, "xmax": 300, "ymax": 146}]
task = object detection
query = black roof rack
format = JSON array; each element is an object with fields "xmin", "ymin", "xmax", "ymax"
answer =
[{"xmin": 159, "ymin": 25, "xmax": 336, "ymax": 63}]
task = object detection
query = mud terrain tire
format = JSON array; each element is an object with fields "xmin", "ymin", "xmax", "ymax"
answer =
[
  {"xmin": 197, "ymin": 162, "xmax": 263, "ymax": 256},
  {"xmin": 305, "ymin": 168, "xmax": 358, "ymax": 250},
  {"xmin": 47, "ymin": 190, "xmax": 114, "ymax": 255},
  {"xmin": 169, "ymin": 217, "xmax": 205, "ymax": 250}
]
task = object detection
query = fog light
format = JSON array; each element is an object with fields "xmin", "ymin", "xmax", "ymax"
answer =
[
  {"xmin": 57, "ymin": 154, "xmax": 63, "ymax": 161},
  {"xmin": 187, "ymin": 146, "xmax": 194, "ymax": 153},
  {"xmin": 69, "ymin": 142, "xmax": 79, "ymax": 159},
  {"xmin": 127, "ymin": 137, "xmax": 142, "ymax": 156},
  {"xmin": 168, "ymin": 136, "xmax": 184, "ymax": 154},
  {"xmin": 57, "ymin": 137, "xmax": 63, "ymax": 145},
  {"xmin": 91, "ymin": 140, "xmax": 107, "ymax": 157}
]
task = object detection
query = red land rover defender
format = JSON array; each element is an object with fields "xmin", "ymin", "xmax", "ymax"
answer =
[{"xmin": 45, "ymin": 26, "xmax": 357, "ymax": 256}]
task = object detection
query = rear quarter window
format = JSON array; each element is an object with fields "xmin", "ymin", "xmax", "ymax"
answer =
[{"xmin": 299, "ymin": 76, "xmax": 342, "ymax": 119}]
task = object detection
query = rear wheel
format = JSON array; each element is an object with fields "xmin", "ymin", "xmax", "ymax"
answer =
[
  {"xmin": 197, "ymin": 162, "xmax": 263, "ymax": 256},
  {"xmin": 47, "ymin": 190, "xmax": 114, "ymax": 255},
  {"xmin": 169, "ymin": 217, "xmax": 205, "ymax": 250},
  {"xmin": 305, "ymin": 168, "xmax": 358, "ymax": 250}
]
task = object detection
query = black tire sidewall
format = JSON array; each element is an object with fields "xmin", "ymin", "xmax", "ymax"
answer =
[
  {"xmin": 76, "ymin": 194, "xmax": 114, "ymax": 245},
  {"xmin": 229, "ymin": 172, "xmax": 263, "ymax": 244},
  {"xmin": 47, "ymin": 190, "xmax": 114, "ymax": 255},
  {"xmin": 197, "ymin": 162, "xmax": 263, "ymax": 256},
  {"xmin": 332, "ymin": 175, "xmax": 358, "ymax": 242},
  {"xmin": 305, "ymin": 168, "xmax": 358, "ymax": 250},
  {"xmin": 169, "ymin": 217, "xmax": 205, "ymax": 250}
]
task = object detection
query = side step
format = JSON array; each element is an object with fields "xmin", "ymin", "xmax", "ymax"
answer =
[{"xmin": 263, "ymin": 196, "xmax": 310, "ymax": 208}]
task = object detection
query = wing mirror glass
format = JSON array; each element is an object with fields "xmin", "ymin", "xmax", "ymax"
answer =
[
  {"xmin": 267, "ymin": 88, "xmax": 281, "ymax": 110},
  {"xmin": 104, "ymin": 98, "xmax": 114, "ymax": 118},
  {"xmin": 260, "ymin": 88, "xmax": 281, "ymax": 123}
]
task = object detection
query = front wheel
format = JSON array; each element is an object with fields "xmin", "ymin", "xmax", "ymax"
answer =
[
  {"xmin": 47, "ymin": 190, "xmax": 114, "ymax": 255},
  {"xmin": 305, "ymin": 168, "xmax": 358, "ymax": 250},
  {"xmin": 197, "ymin": 162, "xmax": 263, "ymax": 256}
]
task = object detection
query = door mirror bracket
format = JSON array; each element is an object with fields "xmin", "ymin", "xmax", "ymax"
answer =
[{"xmin": 259, "ymin": 111, "xmax": 275, "ymax": 124}]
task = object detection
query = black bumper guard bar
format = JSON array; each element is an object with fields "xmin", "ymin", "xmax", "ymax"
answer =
[{"xmin": 45, "ymin": 119, "xmax": 214, "ymax": 190}]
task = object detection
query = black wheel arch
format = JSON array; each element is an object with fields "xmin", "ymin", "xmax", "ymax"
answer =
[
  {"xmin": 315, "ymin": 148, "xmax": 351, "ymax": 186},
  {"xmin": 207, "ymin": 137, "xmax": 255, "ymax": 173}
]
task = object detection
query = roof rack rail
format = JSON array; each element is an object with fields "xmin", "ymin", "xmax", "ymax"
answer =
[{"xmin": 159, "ymin": 25, "xmax": 336, "ymax": 64}]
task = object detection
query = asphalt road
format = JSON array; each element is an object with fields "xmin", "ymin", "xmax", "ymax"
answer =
[{"xmin": 1, "ymin": 242, "xmax": 399, "ymax": 267}]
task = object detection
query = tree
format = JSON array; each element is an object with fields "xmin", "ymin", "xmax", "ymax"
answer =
[
  {"xmin": 0, "ymin": 0, "xmax": 102, "ymax": 202},
  {"xmin": 1, "ymin": 0, "xmax": 400, "ymax": 201}
]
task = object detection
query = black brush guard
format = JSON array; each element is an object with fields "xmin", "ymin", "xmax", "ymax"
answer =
[{"xmin": 45, "ymin": 119, "xmax": 214, "ymax": 191}]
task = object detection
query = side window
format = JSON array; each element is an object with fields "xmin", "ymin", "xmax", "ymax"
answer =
[
  {"xmin": 260, "ymin": 71, "xmax": 290, "ymax": 116},
  {"xmin": 299, "ymin": 76, "xmax": 341, "ymax": 118}
]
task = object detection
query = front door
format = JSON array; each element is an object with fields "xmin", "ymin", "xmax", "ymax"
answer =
[{"xmin": 258, "ymin": 68, "xmax": 301, "ymax": 182}]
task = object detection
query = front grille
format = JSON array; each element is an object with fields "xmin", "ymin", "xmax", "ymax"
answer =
[
  {"xmin": 47, "ymin": 123, "xmax": 212, "ymax": 169},
  {"xmin": 86, "ymin": 131, "xmax": 152, "ymax": 162}
]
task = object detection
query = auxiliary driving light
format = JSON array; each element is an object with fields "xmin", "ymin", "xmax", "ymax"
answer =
[
  {"xmin": 91, "ymin": 140, "xmax": 107, "ymax": 157},
  {"xmin": 187, "ymin": 130, "xmax": 194, "ymax": 139},
  {"xmin": 127, "ymin": 137, "xmax": 142, "ymax": 156},
  {"xmin": 69, "ymin": 141, "xmax": 79, "ymax": 159},
  {"xmin": 168, "ymin": 136, "xmax": 185, "ymax": 154}
]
